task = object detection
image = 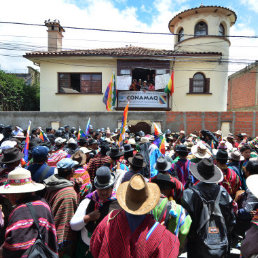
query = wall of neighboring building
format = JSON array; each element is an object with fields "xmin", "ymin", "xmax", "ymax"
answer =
[
  {"xmin": 0, "ymin": 111, "xmax": 257, "ymax": 137},
  {"xmin": 39, "ymin": 57, "xmax": 116, "ymax": 112},
  {"xmin": 228, "ymin": 66, "xmax": 258, "ymax": 111}
]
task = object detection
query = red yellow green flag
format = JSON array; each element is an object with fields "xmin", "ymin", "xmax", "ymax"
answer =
[{"xmin": 164, "ymin": 70, "xmax": 174, "ymax": 96}]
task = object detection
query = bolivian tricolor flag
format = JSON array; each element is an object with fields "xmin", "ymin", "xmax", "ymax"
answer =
[{"xmin": 164, "ymin": 70, "xmax": 174, "ymax": 96}]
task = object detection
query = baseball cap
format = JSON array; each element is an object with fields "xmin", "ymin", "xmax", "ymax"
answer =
[{"xmin": 57, "ymin": 158, "xmax": 78, "ymax": 169}]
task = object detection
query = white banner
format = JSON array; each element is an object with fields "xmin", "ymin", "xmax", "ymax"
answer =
[
  {"xmin": 155, "ymin": 74, "xmax": 170, "ymax": 90},
  {"xmin": 117, "ymin": 76, "xmax": 132, "ymax": 90},
  {"xmin": 117, "ymin": 91, "xmax": 169, "ymax": 109}
]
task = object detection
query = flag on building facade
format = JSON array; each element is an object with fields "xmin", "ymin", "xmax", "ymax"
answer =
[
  {"xmin": 85, "ymin": 117, "xmax": 91, "ymax": 136},
  {"xmin": 164, "ymin": 70, "xmax": 174, "ymax": 96},
  {"xmin": 23, "ymin": 121, "xmax": 31, "ymax": 162},
  {"xmin": 118, "ymin": 102, "xmax": 129, "ymax": 147},
  {"xmin": 103, "ymin": 73, "xmax": 116, "ymax": 111}
]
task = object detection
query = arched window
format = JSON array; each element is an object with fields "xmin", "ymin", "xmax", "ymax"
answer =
[
  {"xmin": 219, "ymin": 23, "xmax": 225, "ymax": 36},
  {"xmin": 189, "ymin": 73, "xmax": 210, "ymax": 93},
  {"xmin": 194, "ymin": 21, "xmax": 208, "ymax": 36},
  {"xmin": 178, "ymin": 28, "xmax": 184, "ymax": 42}
]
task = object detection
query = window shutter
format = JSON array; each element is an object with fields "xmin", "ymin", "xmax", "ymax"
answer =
[
  {"xmin": 205, "ymin": 78, "xmax": 210, "ymax": 93},
  {"xmin": 189, "ymin": 78, "xmax": 193, "ymax": 93}
]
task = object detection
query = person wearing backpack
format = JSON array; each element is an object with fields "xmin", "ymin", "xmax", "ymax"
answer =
[
  {"xmin": 151, "ymin": 173, "xmax": 192, "ymax": 253},
  {"xmin": 0, "ymin": 167, "xmax": 58, "ymax": 258},
  {"xmin": 181, "ymin": 158, "xmax": 235, "ymax": 258}
]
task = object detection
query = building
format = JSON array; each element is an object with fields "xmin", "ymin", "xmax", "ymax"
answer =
[
  {"xmin": 8, "ymin": 66, "xmax": 40, "ymax": 86},
  {"xmin": 24, "ymin": 5, "xmax": 236, "ymax": 112},
  {"xmin": 228, "ymin": 61, "xmax": 258, "ymax": 111}
]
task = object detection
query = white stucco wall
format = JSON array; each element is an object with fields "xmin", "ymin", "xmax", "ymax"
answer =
[
  {"xmin": 39, "ymin": 57, "xmax": 116, "ymax": 112},
  {"xmin": 169, "ymin": 10, "xmax": 232, "ymax": 111},
  {"xmin": 173, "ymin": 12, "xmax": 231, "ymax": 55},
  {"xmin": 172, "ymin": 57, "xmax": 228, "ymax": 111}
]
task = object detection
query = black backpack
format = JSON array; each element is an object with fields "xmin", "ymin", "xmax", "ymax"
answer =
[
  {"xmin": 191, "ymin": 187, "xmax": 228, "ymax": 257},
  {"xmin": 24, "ymin": 203, "xmax": 58, "ymax": 258}
]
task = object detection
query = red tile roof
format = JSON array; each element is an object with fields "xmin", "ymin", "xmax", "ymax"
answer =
[
  {"xmin": 169, "ymin": 5, "xmax": 237, "ymax": 28},
  {"xmin": 24, "ymin": 46, "xmax": 221, "ymax": 58}
]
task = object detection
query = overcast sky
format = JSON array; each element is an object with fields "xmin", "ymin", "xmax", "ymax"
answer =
[{"xmin": 0, "ymin": 0, "xmax": 257, "ymax": 74}]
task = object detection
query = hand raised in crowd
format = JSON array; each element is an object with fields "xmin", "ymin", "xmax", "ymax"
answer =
[
  {"xmin": 84, "ymin": 209, "xmax": 101, "ymax": 223},
  {"xmin": 234, "ymin": 190, "xmax": 245, "ymax": 202},
  {"xmin": 75, "ymin": 177, "xmax": 83, "ymax": 187}
]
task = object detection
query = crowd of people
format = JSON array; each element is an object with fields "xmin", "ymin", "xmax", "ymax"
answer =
[
  {"xmin": 0, "ymin": 123, "xmax": 257, "ymax": 258},
  {"xmin": 129, "ymin": 79, "xmax": 155, "ymax": 91}
]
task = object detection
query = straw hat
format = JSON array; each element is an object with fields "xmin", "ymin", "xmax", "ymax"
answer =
[
  {"xmin": 246, "ymin": 174, "xmax": 258, "ymax": 199},
  {"xmin": 191, "ymin": 143, "xmax": 212, "ymax": 159},
  {"xmin": 0, "ymin": 168, "xmax": 45, "ymax": 194},
  {"xmin": 14, "ymin": 132, "xmax": 25, "ymax": 139},
  {"xmin": 71, "ymin": 150, "xmax": 86, "ymax": 166},
  {"xmin": 140, "ymin": 137, "xmax": 149, "ymax": 144},
  {"xmin": 80, "ymin": 147, "xmax": 91, "ymax": 154},
  {"xmin": 117, "ymin": 174, "xmax": 160, "ymax": 215},
  {"xmin": 127, "ymin": 138, "xmax": 136, "ymax": 146},
  {"xmin": 228, "ymin": 150, "xmax": 242, "ymax": 161}
]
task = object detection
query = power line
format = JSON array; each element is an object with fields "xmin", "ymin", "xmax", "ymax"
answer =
[{"xmin": 1, "ymin": 21, "xmax": 258, "ymax": 39}]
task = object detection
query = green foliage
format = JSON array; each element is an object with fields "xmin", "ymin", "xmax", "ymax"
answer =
[
  {"xmin": 22, "ymin": 82, "xmax": 40, "ymax": 111},
  {"xmin": 0, "ymin": 70, "xmax": 40, "ymax": 111}
]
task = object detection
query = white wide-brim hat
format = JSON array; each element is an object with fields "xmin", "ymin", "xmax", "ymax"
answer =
[
  {"xmin": 246, "ymin": 174, "xmax": 258, "ymax": 199},
  {"xmin": 0, "ymin": 168, "xmax": 45, "ymax": 194},
  {"xmin": 191, "ymin": 143, "xmax": 212, "ymax": 159}
]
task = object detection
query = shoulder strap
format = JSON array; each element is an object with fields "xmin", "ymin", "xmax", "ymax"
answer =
[
  {"xmin": 39, "ymin": 165, "xmax": 52, "ymax": 182},
  {"xmin": 26, "ymin": 202, "xmax": 42, "ymax": 239},
  {"xmin": 146, "ymin": 221, "xmax": 160, "ymax": 240},
  {"xmin": 153, "ymin": 198, "xmax": 168, "ymax": 223}
]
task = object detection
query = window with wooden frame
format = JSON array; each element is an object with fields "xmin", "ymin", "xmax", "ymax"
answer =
[
  {"xmin": 189, "ymin": 73, "xmax": 210, "ymax": 94},
  {"xmin": 58, "ymin": 73, "xmax": 102, "ymax": 94},
  {"xmin": 219, "ymin": 23, "xmax": 225, "ymax": 36},
  {"xmin": 178, "ymin": 28, "xmax": 184, "ymax": 42},
  {"xmin": 194, "ymin": 21, "xmax": 208, "ymax": 36}
]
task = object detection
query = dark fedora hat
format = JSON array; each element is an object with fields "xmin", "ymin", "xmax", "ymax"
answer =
[
  {"xmin": 175, "ymin": 144, "xmax": 188, "ymax": 155},
  {"xmin": 0, "ymin": 148, "xmax": 24, "ymax": 164},
  {"xmin": 123, "ymin": 144, "xmax": 134, "ymax": 153},
  {"xmin": 94, "ymin": 166, "xmax": 116, "ymax": 189},
  {"xmin": 151, "ymin": 173, "xmax": 176, "ymax": 188},
  {"xmin": 190, "ymin": 158, "xmax": 223, "ymax": 184},
  {"xmin": 128, "ymin": 153, "xmax": 146, "ymax": 168},
  {"xmin": 107, "ymin": 146, "xmax": 124, "ymax": 158},
  {"xmin": 215, "ymin": 149, "xmax": 228, "ymax": 161},
  {"xmin": 154, "ymin": 156, "xmax": 172, "ymax": 172}
]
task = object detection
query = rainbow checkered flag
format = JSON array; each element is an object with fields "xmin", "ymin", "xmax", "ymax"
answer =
[
  {"xmin": 85, "ymin": 117, "xmax": 91, "ymax": 136},
  {"xmin": 153, "ymin": 134, "xmax": 166, "ymax": 155},
  {"xmin": 103, "ymin": 73, "xmax": 116, "ymax": 111},
  {"xmin": 118, "ymin": 102, "xmax": 129, "ymax": 147},
  {"xmin": 153, "ymin": 122, "xmax": 162, "ymax": 137},
  {"xmin": 23, "ymin": 121, "xmax": 31, "ymax": 162},
  {"xmin": 39, "ymin": 128, "xmax": 49, "ymax": 142}
]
